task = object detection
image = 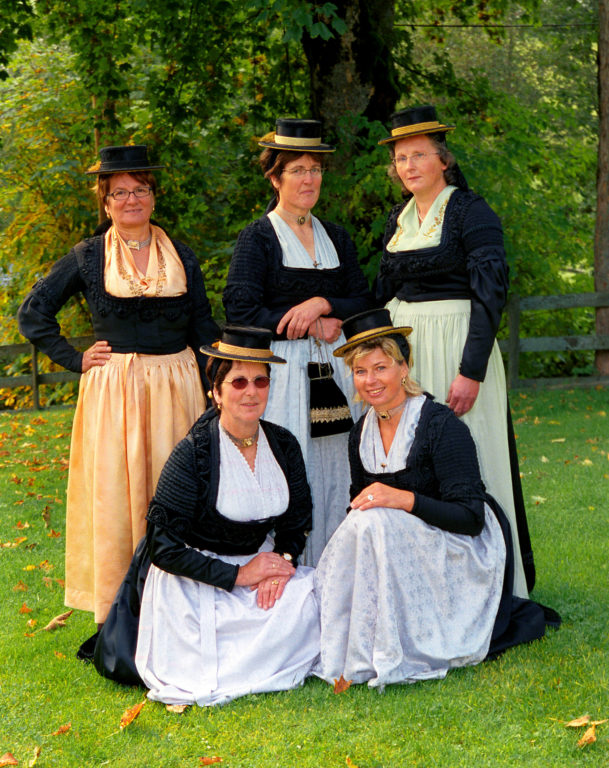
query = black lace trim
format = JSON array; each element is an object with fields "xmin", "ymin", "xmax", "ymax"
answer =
[
  {"xmin": 75, "ymin": 236, "xmax": 195, "ymax": 321},
  {"xmin": 379, "ymin": 190, "xmax": 482, "ymax": 281}
]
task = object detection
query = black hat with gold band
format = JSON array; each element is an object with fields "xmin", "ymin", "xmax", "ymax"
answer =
[
  {"xmin": 333, "ymin": 308, "xmax": 412, "ymax": 358},
  {"xmin": 378, "ymin": 105, "xmax": 455, "ymax": 146},
  {"xmin": 258, "ymin": 118, "xmax": 336, "ymax": 153},
  {"xmin": 201, "ymin": 326, "xmax": 286, "ymax": 364},
  {"xmin": 85, "ymin": 145, "xmax": 165, "ymax": 174}
]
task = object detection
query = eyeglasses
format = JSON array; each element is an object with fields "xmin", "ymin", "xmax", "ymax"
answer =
[
  {"xmin": 282, "ymin": 167, "xmax": 324, "ymax": 177},
  {"xmin": 224, "ymin": 376, "xmax": 270, "ymax": 390},
  {"xmin": 393, "ymin": 152, "xmax": 440, "ymax": 167},
  {"xmin": 106, "ymin": 186, "xmax": 153, "ymax": 201}
]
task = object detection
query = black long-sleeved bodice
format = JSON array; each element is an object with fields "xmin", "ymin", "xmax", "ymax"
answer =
[
  {"xmin": 17, "ymin": 234, "xmax": 219, "ymax": 381},
  {"xmin": 223, "ymin": 215, "xmax": 373, "ymax": 338},
  {"xmin": 376, "ymin": 190, "xmax": 508, "ymax": 381}
]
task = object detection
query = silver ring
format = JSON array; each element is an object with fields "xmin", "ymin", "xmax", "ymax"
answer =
[{"xmin": 367, "ymin": 494, "xmax": 374, "ymax": 501}]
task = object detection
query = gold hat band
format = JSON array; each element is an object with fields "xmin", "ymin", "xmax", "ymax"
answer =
[
  {"xmin": 391, "ymin": 121, "xmax": 444, "ymax": 137},
  {"xmin": 347, "ymin": 325, "xmax": 397, "ymax": 344},
  {"xmin": 274, "ymin": 134, "xmax": 322, "ymax": 147},
  {"xmin": 214, "ymin": 341, "xmax": 274, "ymax": 358}
]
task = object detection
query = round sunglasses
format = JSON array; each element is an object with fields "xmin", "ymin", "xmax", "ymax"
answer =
[{"xmin": 224, "ymin": 376, "xmax": 270, "ymax": 390}]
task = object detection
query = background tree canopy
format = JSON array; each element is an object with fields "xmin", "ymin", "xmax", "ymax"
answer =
[{"xmin": 0, "ymin": 0, "xmax": 600, "ymax": 404}]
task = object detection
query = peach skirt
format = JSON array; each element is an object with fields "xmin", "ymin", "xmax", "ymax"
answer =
[{"xmin": 64, "ymin": 348, "xmax": 205, "ymax": 623}]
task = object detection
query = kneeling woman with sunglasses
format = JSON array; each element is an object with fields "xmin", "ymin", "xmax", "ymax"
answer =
[{"xmin": 93, "ymin": 326, "xmax": 320, "ymax": 706}]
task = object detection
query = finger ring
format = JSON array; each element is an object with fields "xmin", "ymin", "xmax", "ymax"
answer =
[
  {"xmin": 272, "ymin": 580, "xmax": 279, "ymax": 585},
  {"xmin": 367, "ymin": 494, "xmax": 374, "ymax": 501}
]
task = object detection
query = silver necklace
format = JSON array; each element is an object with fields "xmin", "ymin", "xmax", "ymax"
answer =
[
  {"xmin": 126, "ymin": 235, "xmax": 152, "ymax": 250},
  {"xmin": 375, "ymin": 399, "xmax": 407, "ymax": 421}
]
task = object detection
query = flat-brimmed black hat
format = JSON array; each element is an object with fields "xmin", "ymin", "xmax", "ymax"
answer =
[
  {"xmin": 378, "ymin": 105, "xmax": 455, "ymax": 146},
  {"xmin": 258, "ymin": 118, "xmax": 335, "ymax": 153},
  {"xmin": 333, "ymin": 308, "xmax": 412, "ymax": 357},
  {"xmin": 85, "ymin": 145, "xmax": 165, "ymax": 175},
  {"xmin": 201, "ymin": 326, "xmax": 286, "ymax": 364}
]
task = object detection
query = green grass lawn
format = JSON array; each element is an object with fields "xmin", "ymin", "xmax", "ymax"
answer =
[{"xmin": 0, "ymin": 388, "xmax": 608, "ymax": 767}]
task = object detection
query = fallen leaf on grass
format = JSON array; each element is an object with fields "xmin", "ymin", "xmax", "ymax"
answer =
[
  {"xmin": 531, "ymin": 496, "xmax": 547, "ymax": 505},
  {"xmin": 166, "ymin": 704, "xmax": 189, "ymax": 713},
  {"xmin": 42, "ymin": 610, "xmax": 73, "ymax": 632},
  {"xmin": 28, "ymin": 746, "xmax": 41, "ymax": 767},
  {"xmin": 0, "ymin": 753, "xmax": 18, "ymax": 766},
  {"xmin": 346, "ymin": 758, "xmax": 359, "ymax": 767},
  {"xmin": 16, "ymin": 521, "xmax": 30, "ymax": 529},
  {"xmin": 540, "ymin": 456, "xmax": 549, "ymax": 463},
  {"xmin": 41, "ymin": 507, "xmax": 50, "ymax": 527},
  {"xmin": 119, "ymin": 700, "xmax": 146, "ymax": 730},
  {"xmin": 333, "ymin": 675, "xmax": 352, "ymax": 694},
  {"xmin": 566, "ymin": 715, "xmax": 590, "ymax": 727},
  {"xmin": 51, "ymin": 723, "xmax": 71, "ymax": 736},
  {"xmin": 19, "ymin": 602, "xmax": 33, "ymax": 614},
  {"xmin": 551, "ymin": 437, "xmax": 566, "ymax": 443},
  {"xmin": 577, "ymin": 724, "xmax": 597, "ymax": 747},
  {"xmin": 54, "ymin": 651, "xmax": 66, "ymax": 659},
  {"xmin": 47, "ymin": 529, "xmax": 61, "ymax": 538},
  {"xmin": 199, "ymin": 758, "xmax": 222, "ymax": 765},
  {"xmin": 13, "ymin": 580, "xmax": 28, "ymax": 591},
  {"xmin": 27, "ymin": 619, "xmax": 37, "ymax": 629}
]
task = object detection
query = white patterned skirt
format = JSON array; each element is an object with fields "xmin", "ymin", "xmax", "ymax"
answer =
[
  {"xmin": 313, "ymin": 505, "xmax": 506, "ymax": 689},
  {"xmin": 135, "ymin": 541, "xmax": 320, "ymax": 707},
  {"xmin": 386, "ymin": 297, "xmax": 528, "ymax": 598}
]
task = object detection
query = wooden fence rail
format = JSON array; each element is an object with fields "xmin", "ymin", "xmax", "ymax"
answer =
[
  {"xmin": 1, "ymin": 290, "xmax": 609, "ymax": 410},
  {"xmin": 497, "ymin": 290, "xmax": 609, "ymax": 389}
]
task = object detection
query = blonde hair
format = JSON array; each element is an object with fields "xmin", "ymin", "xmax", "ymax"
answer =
[{"xmin": 344, "ymin": 336, "xmax": 422, "ymax": 399}]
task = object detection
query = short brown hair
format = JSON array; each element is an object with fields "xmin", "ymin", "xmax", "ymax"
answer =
[
  {"xmin": 259, "ymin": 149, "xmax": 326, "ymax": 202},
  {"xmin": 93, "ymin": 170, "xmax": 158, "ymax": 207},
  {"xmin": 205, "ymin": 358, "xmax": 271, "ymax": 412}
]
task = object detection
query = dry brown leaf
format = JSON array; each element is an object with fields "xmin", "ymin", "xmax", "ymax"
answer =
[
  {"xmin": 51, "ymin": 723, "xmax": 71, "ymax": 736},
  {"xmin": 13, "ymin": 580, "xmax": 28, "ymax": 591},
  {"xmin": 119, "ymin": 700, "xmax": 146, "ymax": 730},
  {"xmin": 27, "ymin": 746, "xmax": 41, "ymax": 767},
  {"xmin": 566, "ymin": 715, "xmax": 591, "ymax": 727},
  {"xmin": 0, "ymin": 753, "xmax": 18, "ymax": 766},
  {"xmin": 346, "ymin": 758, "xmax": 359, "ymax": 768},
  {"xmin": 199, "ymin": 758, "xmax": 222, "ymax": 765},
  {"xmin": 590, "ymin": 719, "xmax": 608, "ymax": 726},
  {"xmin": 577, "ymin": 724, "xmax": 597, "ymax": 748},
  {"xmin": 41, "ymin": 507, "xmax": 50, "ymax": 528},
  {"xmin": 19, "ymin": 602, "xmax": 32, "ymax": 614},
  {"xmin": 16, "ymin": 521, "xmax": 30, "ymax": 529},
  {"xmin": 333, "ymin": 675, "xmax": 352, "ymax": 694},
  {"xmin": 54, "ymin": 651, "xmax": 66, "ymax": 659},
  {"xmin": 27, "ymin": 619, "xmax": 37, "ymax": 629},
  {"xmin": 47, "ymin": 530, "xmax": 61, "ymax": 538},
  {"xmin": 42, "ymin": 610, "xmax": 73, "ymax": 632},
  {"xmin": 165, "ymin": 704, "xmax": 189, "ymax": 713}
]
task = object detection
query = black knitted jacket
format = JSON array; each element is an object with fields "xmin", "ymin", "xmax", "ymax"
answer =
[
  {"xmin": 223, "ymin": 215, "xmax": 373, "ymax": 339},
  {"xmin": 17, "ymin": 234, "xmax": 219, "ymax": 381},
  {"xmin": 376, "ymin": 189, "xmax": 508, "ymax": 381},
  {"xmin": 145, "ymin": 411, "xmax": 313, "ymax": 591},
  {"xmin": 349, "ymin": 396, "xmax": 488, "ymax": 536}
]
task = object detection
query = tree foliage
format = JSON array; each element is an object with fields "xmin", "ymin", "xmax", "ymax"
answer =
[{"xmin": 0, "ymin": 0, "xmax": 601, "ymax": 406}]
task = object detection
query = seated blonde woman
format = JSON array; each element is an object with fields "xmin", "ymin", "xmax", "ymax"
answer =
[{"xmin": 313, "ymin": 308, "xmax": 556, "ymax": 690}]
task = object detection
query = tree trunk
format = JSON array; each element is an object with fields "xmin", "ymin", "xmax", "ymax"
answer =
[
  {"xmin": 595, "ymin": 0, "xmax": 609, "ymax": 374},
  {"xmin": 302, "ymin": 0, "xmax": 398, "ymax": 136}
]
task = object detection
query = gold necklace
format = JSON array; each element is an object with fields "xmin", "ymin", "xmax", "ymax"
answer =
[
  {"xmin": 112, "ymin": 228, "xmax": 167, "ymax": 296},
  {"xmin": 221, "ymin": 424, "xmax": 259, "ymax": 449},
  {"xmin": 375, "ymin": 399, "xmax": 407, "ymax": 421}
]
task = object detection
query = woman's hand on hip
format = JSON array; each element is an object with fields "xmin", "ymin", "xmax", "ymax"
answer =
[
  {"xmin": 81, "ymin": 340, "xmax": 112, "ymax": 372},
  {"xmin": 235, "ymin": 551, "xmax": 295, "ymax": 588},
  {"xmin": 446, "ymin": 374, "xmax": 480, "ymax": 417},
  {"xmin": 276, "ymin": 297, "xmax": 332, "ymax": 339},
  {"xmin": 350, "ymin": 482, "xmax": 414, "ymax": 513},
  {"xmin": 253, "ymin": 575, "xmax": 290, "ymax": 610},
  {"xmin": 308, "ymin": 316, "xmax": 342, "ymax": 343}
]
